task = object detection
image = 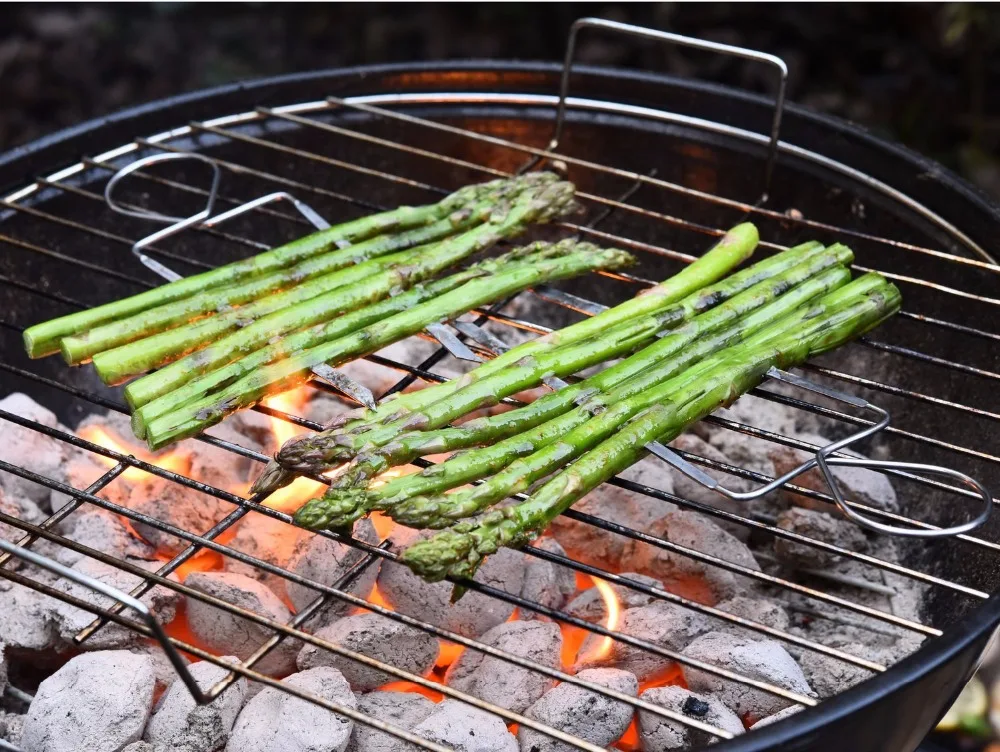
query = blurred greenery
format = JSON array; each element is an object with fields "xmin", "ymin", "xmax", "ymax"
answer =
[{"xmin": 0, "ymin": 2, "xmax": 997, "ymax": 197}]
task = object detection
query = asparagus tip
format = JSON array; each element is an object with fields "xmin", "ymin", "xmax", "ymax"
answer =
[
  {"xmin": 292, "ymin": 488, "xmax": 369, "ymax": 530},
  {"xmin": 249, "ymin": 461, "xmax": 297, "ymax": 497}
]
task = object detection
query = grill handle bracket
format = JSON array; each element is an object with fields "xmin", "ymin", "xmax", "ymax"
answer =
[
  {"xmin": 0, "ymin": 536, "xmax": 210, "ymax": 704},
  {"xmin": 647, "ymin": 367, "xmax": 993, "ymax": 539},
  {"xmin": 103, "ymin": 151, "xmax": 376, "ymax": 409},
  {"xmin": 549, "ymin": 17, "xmax": 788, "ymax": 201}
]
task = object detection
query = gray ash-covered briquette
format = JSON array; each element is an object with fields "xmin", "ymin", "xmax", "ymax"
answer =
[
  {"xmin": 377, "ymin": 529, "xmax": 525, "ymax": 638},
  {"xmin": 347, "ymin": 691, "xmax": 436, "ymax": 752},
  {"xmin": 127, "ymin": 475, "xmax": 232, "ymax": 557},
  {"xmin": 225, "ymin": 667, "xmax": 357, "ymax": 752},
  {"xmin": 576, "ymin": 599, "xmax": 711, "ymax": 681},
  {"xmin": 185, "ymin": 570, "xmax": 300, "ymax": 676},
  {"xmin": 284, "ymin": 518, "xmax": 381, "ymax": 629},
  {"xmin": 517, "ymin": 537, "xmax": 577, "ymax": 620},
  {"xmin": 622, "ymin": 508, "xmax": 762, "ymax": 602},
  {"xmin": 443, "ymin": 619, "xmax": 562, "ymax": 713},
  {"xmin": 51, "ymin": 557, "xmax": 181, "ymax": 650},
  {"xmin": 681, "ymin": 631, "xmax": 815, "ymax": 721},
  {"xmin": 637, "ymin": 685, "xmax": 745, "ymax": 750},
  {"xmin": 410, "ymin": 699, "xmax": 518, "ymax": 752},
  {"xmin": 144, "ymin": 656, "xmax": 249, "ymax": 751},
  {"xmin": 517, "ymin": 668, "xmax": 638, "ymax": 752},
  {"xmin": 296, "ymin": 611, "xmax": 439, "ymax": 692},
  {"xmin": 773, "ymin": 506, "xmax": 870, "ymax": 569},
  {"xmin": 19, "ymin": 650, "xmax": 155, "ymax": 752}
]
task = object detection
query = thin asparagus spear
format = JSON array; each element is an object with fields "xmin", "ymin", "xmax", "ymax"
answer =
[
  {"xmin": 291, "ymin": 264, "xmax": 851, "ymax": 531},
  {"xmin": 311, "ymin": 223, "xmax": 765, "ymax": 436},
  {"xmin": 25, "ymin": 173, "xmax": 549, "ymax": 360},
  {"xmin": 118, "ymin": 178, "xmax": 579, "ymax": 404},
  {"xmin": 130, "ymin": 242, "xmax": 564, "ymax": 438},
  {"xmin": 65, "ymin": 175, "xmax": 558, "ymax": 368},
  {"xmin": 270, "ymin": 239, "xmax": 845, "ymax": 479},
  {"xmin": 400, "ymin": 274, "xmax": 902, "ymax": 582},
  {"xmin": 141, "ymin": 242, "xmax": 635, "ymax": 449}
]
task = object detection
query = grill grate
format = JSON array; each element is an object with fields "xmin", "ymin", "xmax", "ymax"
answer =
[{"xmin": 0, "ymin": 36, "xmax": 998, "ymax": 752}]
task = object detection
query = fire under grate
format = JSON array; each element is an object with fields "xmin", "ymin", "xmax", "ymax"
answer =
[{"xmin": 0, "ymin": 27, "xmax": 999, "ymax": 752}]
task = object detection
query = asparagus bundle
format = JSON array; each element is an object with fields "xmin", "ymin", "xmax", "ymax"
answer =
[
  {"xmin": 116, "ymin": 176, "xmax": 578, "ymax": 404},
  {"xmin": 400, "ymin": 273, "xmax": 902, "ymax": 582},
  {"xmin": 252, "ymin": 224, "xmax": 767, "ymax": 493},
  {"xmin": 271, "ymin": 240, "xmax": 848, "ymax": 494},
  {"xmin": 288, "ymin": 223, "xmax": 762, "ymax": 437},
  {"xmin": 140, "ymin": 240, "xmax": 635, "ymax": 449},
  {"xmin": 291, "ymin": 262, "xmax": 852, "ymax": 531},
  {"xmin": 130, "ymin": 238, "xmax": 568, "ymax": 439},
  {"xmin": 24, "ymin": 174, "xmax": 547, "ymax": 359},
  {"xmin": 69, "ymin": 173, "xmax": 565, "ymax": 372}
]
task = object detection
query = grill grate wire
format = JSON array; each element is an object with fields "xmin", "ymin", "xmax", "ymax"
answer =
[{"xmin": 0, "ymin": 84, "xmax": 997, "ymax": 751}]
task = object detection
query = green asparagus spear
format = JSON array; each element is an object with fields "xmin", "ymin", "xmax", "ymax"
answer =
[
  {"xmin": 141, "ymin": 242, "xmax": 635, "ymax": 449},
  {"xmin": 292, "ymin": 263, "xmax": 851, "ymax": 531},
  {"xmin": 401, "ymin": 274, "xmax": 902, "ymax": 581},
  {"xmin": 271, "ymin": 239, "xmax": 844, "ymax": 478},
  {"xmin": 25, "ymin": 173, "xmax": 549, "ymax": 360},
  {"xmin": 130, "ymin": 241, "xmax": 566, "ymax": 438},
  {"xmin": 119, "ymin": 177, "xmax": 579, "ymax": 404},
  {"xmin": 306, "ymin": 223, "xmax": 765, "ymax": 437},
  {"xmin": 67, "ymin": 175, "xmax": 559, "ymax": 369}
]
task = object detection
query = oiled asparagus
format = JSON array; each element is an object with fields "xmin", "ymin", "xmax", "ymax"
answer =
[
  {"xmin": 271, "ymin": 239, "xmax": 844, "ymax": 480},
  {"xmin": 130, "ymin": 242, "xmax": 564, "ymax": 438},
  {"xmin": 142, "ymin": 241, "xmax": 634, "ymax": 449},
  {"xmin": 292, "ymin": 263, "xmax": 852, "ymax": 531},
  {"xmin": 400, "ymin": 274, "xmax": 902, "ymax": 581},
  {"xmin": 70, "ymin": 174, "xmax": 563, "ymax": 370},
  {"xmin": 120, "ymin": 177, "xmax": 579, "ymax": 405},
  {"xmin": 303, "ymin": 223, "xmax": 764, "ymax": 437},
  {"xmin": 25, "ymin": 173, "xmax": 549, "ymax": 360}
]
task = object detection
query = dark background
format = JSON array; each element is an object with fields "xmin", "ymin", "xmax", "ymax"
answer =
[{"xmin": 1, "ymin": 3, "xmax": 998, "ymax": 199}]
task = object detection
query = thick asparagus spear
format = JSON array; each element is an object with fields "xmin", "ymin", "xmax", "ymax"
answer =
[
  {"xmin": 270, "ymin": 239, "xmax": 843, "ymax": 480},
  {"xmin": 292, "ymin": 263, "xmax": 851, "ymax": 531},
  {"xmin": 130, "ymin": 242, "xmax": 565, "ymax": 438},
  {"xmin": 65, "ymin": 175, "xmax": 558, "ymax": 368},
  {"xmin": 141, "ymin": 242, "xmax": 635, "ymax": 449},
  {"xmin": 304, "ymin": 223, "xmax": 765, "ymax": 437},
  {"xmin": 118, "ymin": 177, "xmax": 579, "ymax": 404},
  {"xmin": 401, "ymin": 274, "xmax": 902, "ymax": 582},
  {"xmin": 25, "ymin": 173, "xmax": 547, "ymax": 360}
]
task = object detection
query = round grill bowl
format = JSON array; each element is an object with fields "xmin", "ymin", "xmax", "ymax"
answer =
[{"xmin": 1, "ymin": 62, "xmax": 999, "ymax": 752}]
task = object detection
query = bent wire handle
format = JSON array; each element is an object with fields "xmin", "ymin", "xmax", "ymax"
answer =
[
  {"xmin": 0, "ymin": 536, "xmax": 209, "ymax": 704},
  {"xmin": 105, "ymin": 151, "xmax": 332, "ymax": 281},
  {"xmin": 104, "ymin": 150, "xmax": 377, "ymax": 409},
  {"xmin": 648, "ymin": 367, "xmax": 993, "ymax": 539},
  {"xmin": 550, "ymin": 17, "xmax": 789, "ymax": 200}
]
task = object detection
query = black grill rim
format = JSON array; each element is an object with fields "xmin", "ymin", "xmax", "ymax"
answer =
[{"xmin": 1, "ymin": 60, "xmax": 999, "ymax": 751}]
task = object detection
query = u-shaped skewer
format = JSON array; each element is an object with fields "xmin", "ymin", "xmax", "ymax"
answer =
[{"xmin": 648, "ymin": 367, "xmax": 993, "ymax": 538}]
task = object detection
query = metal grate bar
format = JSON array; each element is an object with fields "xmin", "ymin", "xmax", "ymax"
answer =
[
  {"xmin": 0, "ymin": 491, "xmax": 767, "ymax": 739},
  {"xmin": 81, "ymin": 156, "xmax": 312, "ymax": 227},
  {"xmin": 33, "ymin": 175, "xmax": 272, "ymax": 254},
  {"xmin": 1, "ymin": 332, "xmax": 993, "ymax": 596},
  {"xmin": 0, "ymin": 563, "xmax": 462, "ymax": 752},
  {"xmin": 324, "ymin": 95, "xmax": 1000, "ymax": 271},
  {"xmin": 135, "ymin": 137, "xmax": 390, "ymax": 213},
  {"xmin": 206, "ymin": 108, "xmax": 1000, "ymax": 313}
]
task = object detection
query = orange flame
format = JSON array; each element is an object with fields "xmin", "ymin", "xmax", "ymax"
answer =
[
  {"xmin": 256, "ymin": 389, "xmax": 329, "ymax": 513},
  {"xmin": 591, "ymin": 576, "xmax": 621, "ymax": 661},
  {"xmin": 79, "ymin": 425, "xmax": 188, "ymax": 482}
]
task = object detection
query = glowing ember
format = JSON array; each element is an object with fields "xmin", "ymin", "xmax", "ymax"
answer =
[{"xmin": 79, "ymin": 425, "xmax": 188, "ymax": 482}]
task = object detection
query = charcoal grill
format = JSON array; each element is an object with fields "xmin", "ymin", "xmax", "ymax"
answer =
[{"xmin": 1, "ymin": 18, "xmax": 1000, "ymax": 752}]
